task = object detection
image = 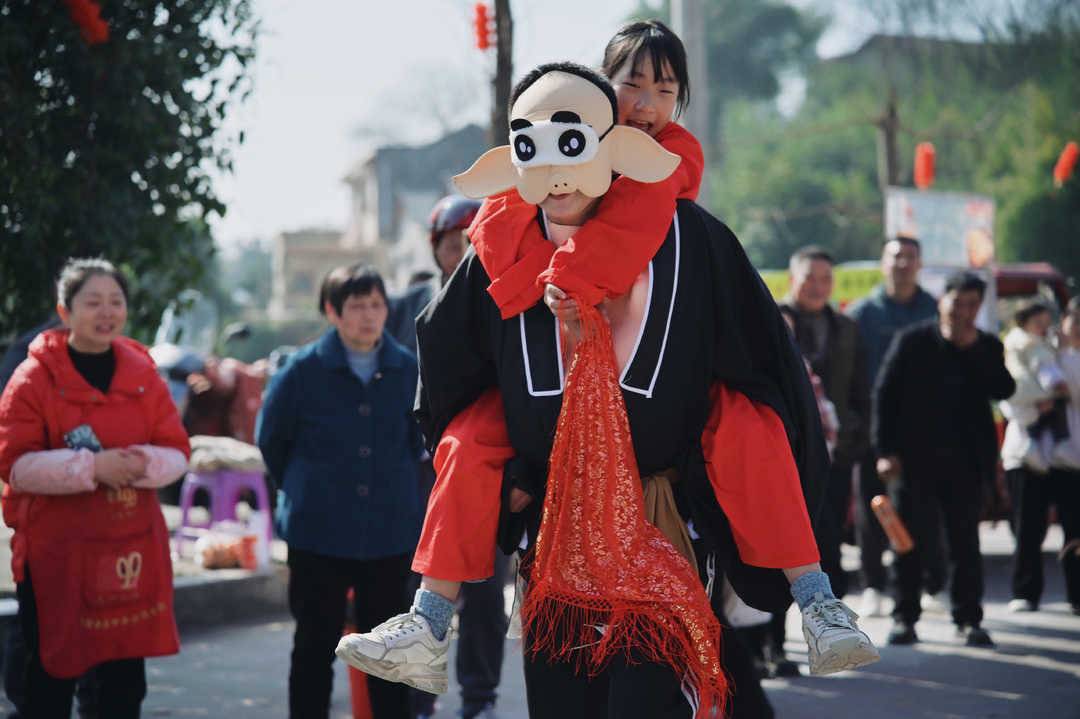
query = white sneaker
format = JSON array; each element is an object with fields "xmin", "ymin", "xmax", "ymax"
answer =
[
  {"xmin": 335, "ymin": 611, "xmax": 449, "ymax": 694},
  {"xmin": 859, "ymin": 587, "xmax": 887, "ymax": 618},
  {"xmin": 801, "ymin": 593, "xmax": 880, "ymax": 676},
  {"xmin": 1007, "ymin": 598, "xmax": 1037, "ymax": 613}
]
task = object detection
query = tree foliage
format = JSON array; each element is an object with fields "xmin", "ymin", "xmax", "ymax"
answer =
[
  {"xmin": 630, "ymin": 0, "xmax": 823, "ymax": 160},
  {"xmin": 0, "ymin": 0, "xmax": 257, "ymax": 341},
  {"xmin": 712, "ymin": 2, "xmax": 1080, "ymax": 273}
]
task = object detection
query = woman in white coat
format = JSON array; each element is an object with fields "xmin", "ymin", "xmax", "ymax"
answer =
[{"xmin": 1004, "ymin": 300, "xmax": 1080, "ymax": 614}]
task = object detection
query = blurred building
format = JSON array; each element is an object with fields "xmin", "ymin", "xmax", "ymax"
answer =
[
  {"xmin": 268, "ymin": 228, "xmax": 381, "ymax": 321},
  {"xmin": 267, "ymin": 123, "xmax": 486, "ymax": 319},
  {"xmin": 265, "ymin": 124, "xmax": 486, "ymax": 317},
  {"xmin": 343, "ymin": 123, "xmax": 487, "ymax": 289}
]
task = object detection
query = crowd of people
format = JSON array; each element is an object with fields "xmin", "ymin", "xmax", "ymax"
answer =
[
  {"xmin": 0, "ymin": 15, "xmax": 1077, "ymax": 719},
  {"xmin": 778, "ymin": 238, "xmax": 1080, "ymax": 651}
]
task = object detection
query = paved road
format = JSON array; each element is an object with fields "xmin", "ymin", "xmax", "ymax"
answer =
[{"xmin": 2, "ymin": 523, "xmax": 1078, "ymax": 718}]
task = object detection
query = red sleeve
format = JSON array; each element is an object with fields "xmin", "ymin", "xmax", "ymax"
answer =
[
  {"xmin": 145, "ymin": 371, "xmax": 191, "ymax": 459},
  {"xmin": 468, "ymin": 191, "xmax": 555, "ymax": 319},
  {"xmin": 701, "ymin": 384, "xmax": 819, "ymax": 568},
  {"xmin": 537, "ymin": 123, "xmax": 704, "ymax": 305},
  {"xmin": 411, "ymin": 388, "xmax": 513, "ymax": 581}
]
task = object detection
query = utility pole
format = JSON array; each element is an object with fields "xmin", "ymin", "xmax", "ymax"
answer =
[
  {"xmin": 490, "ymin": 0, "xmax": 513, "ymax": 148},
  {"xmin": 671, "ymin": 0, "xmax": 710, "ymax": 208},
  {"xmin": 874, "ymin": 87, "xmax": 900, "ymax": 192}
]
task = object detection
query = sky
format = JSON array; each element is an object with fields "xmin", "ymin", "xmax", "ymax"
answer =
[
  {"xmin": 213, "ymin": 0, "xmax": 645, "ymax": 251},
  {"xmin": 211, "ymin": 0, "xmax": 872, "ymax": 253}
]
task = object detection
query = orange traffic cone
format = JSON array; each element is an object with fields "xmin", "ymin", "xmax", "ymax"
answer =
[{"xmin": 344, "ymin": 589, "xmax": 374, "ymax": 719}]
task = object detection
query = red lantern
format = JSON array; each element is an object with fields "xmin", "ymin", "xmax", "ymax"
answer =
[
  {"xmin": 473, "ymin": 3, "xmax": 491, "ymax": 51},
  {"xmin": 1054, "ymin": 141, "xmax": 1079, "ymax": 188},
  {"xmin": 914, "ymin": 142, "xmax": 935, "ymax": 190},
  {"xmin": 63, "ymin": 0, "xmax": 109, "ymax": 45}
]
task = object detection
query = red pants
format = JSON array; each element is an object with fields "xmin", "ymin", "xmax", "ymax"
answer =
[{"xmin": 411, "ymin": 384, "xmax": 819, "ymax": 581}]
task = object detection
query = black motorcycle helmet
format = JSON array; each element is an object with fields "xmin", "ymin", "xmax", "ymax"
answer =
[{"xmin": 428, "ymin": 195, "xmax": 481, "ymax": 250}]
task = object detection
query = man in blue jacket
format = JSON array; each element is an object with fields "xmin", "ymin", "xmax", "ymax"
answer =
[
  {"xmin": 257, "ymin": 264, "xmax": 423, "ymax": 719},
  {"xmin": 846, "ymin": 235, "xmax": 941, "ymax": 618}
]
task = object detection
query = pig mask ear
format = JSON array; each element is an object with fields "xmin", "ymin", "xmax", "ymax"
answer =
[
  {"xmin": 603, "ymin": 125, "xmax": 681, "ymax": 183},
  {"xmin": 452, "ymin": 146, "xmax": 518, "ymax": 199}
]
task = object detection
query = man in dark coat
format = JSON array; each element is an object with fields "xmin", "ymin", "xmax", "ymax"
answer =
[
  {"xmin": 848, "ymin": 235, "xmax": 944, "ymax": 617},
  {"xmin": 339, "ymin": 62, "xmax": 876, "ymax": 718},
  {"xmin": 773, "ymin": 245, "xmax": 870, "ymax": 675},
  {"xmin": 874, "ymin": 270, "xmax": 1015, "ymax": 647}
]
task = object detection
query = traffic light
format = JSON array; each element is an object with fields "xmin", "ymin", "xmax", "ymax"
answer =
[{"xmin": 474, "ymin": 3, "xmax": 491, "ymax": 51}]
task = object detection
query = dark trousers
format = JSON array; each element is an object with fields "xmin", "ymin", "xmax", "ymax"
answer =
[
  {"xmin": 522, "ymin": 638, "xmax": 693, "ymax": 719},
  {"xmin": 1007, "ymin": 467, "xmax": 1080, "ymax": 607},
  {"xmin": 409, "ymin": 552, "xmax": 511, "ymax": 718},
  {"xmin": 522, "ymin": 623, "xmax": 764, "ymax": 719},
  {"xmin": 520, "ymin": 551, "xmax": 770, "ymax": 719},
  {"xmin": 456, "ymin": 552, "xmax": 510, "ymax": 712},
  {"xmin": 818, "ymin": 461, "xmax": 854, "ymax": 598},
  {"xmin": 727, "ymin": 625, "xmax": 775, "ymax": 719},
  {"xmin": 287, "ymin": 548, "xmax": 412, "ymax": 719},
  {"xmin": 854, "ymin": 453, "xmax": 890, "ymax": 591},
  {"xmin": 12, "ymin": 573, "xmax": 145, "ymax": 719},
  {"xmin": 856, "ymin": 453, "xmax": 947, "ymax": 594},
  {"xmin": 4, "ymin": 610, "xmax": 100, "ymax": 719},
  {"xmin": 766, "ymin": 606, "xmax": 789, "ymax": 656},
  {"xmin": 890, "ymin": 457, "xmax": 985, "ymax": 627}
]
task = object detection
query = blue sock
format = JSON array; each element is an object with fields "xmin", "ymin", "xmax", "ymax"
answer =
[
  {"xmin": 791, "ymin": 571, "xmax": 835, "ymax": 610},
  {"xmin": 412, "ymin": 588, "xmax": 454, "ymax": 640}
]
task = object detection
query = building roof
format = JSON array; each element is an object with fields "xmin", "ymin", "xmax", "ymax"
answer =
[{"xmin": 344, "ymin": 123, "xmax": 487, "ymax": 192}]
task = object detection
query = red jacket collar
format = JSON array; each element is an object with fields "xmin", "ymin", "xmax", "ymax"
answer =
[{"xmin": 28, "ymin": 329, "xmax": 158, "ymax": 399}]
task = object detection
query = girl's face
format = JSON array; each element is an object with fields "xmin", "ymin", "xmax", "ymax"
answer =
[
  {"xmin": 1023, "ymin": 310, "xmax": 1053, "ymax": 338},
  {"xmin": 59, "ymin": 273, "xmax": 128, "ymax": 353},
  {"xmin": 610, "ymin": 54, "xmax": 679, "ymax": 138}
]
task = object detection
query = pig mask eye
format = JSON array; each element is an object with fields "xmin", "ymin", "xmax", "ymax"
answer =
[
  {"xmin": 514, "ymin": 134, "xmax": 536, "ymax": 163},
  {"xmin": 558, "ymin": 129, "xmax": 586, "ymax": 157},
  {"xmin": 508, "ymin": 118, "xmax": 607, "ymax": 168}
]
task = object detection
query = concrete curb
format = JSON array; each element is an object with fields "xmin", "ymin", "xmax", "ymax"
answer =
[{"xmin": 173, "ymin": 562, "xmax": 289, "ymax": 631}]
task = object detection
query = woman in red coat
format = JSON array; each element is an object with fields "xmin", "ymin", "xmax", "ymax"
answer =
[{"xmin": 0, "ymin": 258, "xmax": 190, "ymax": 718}]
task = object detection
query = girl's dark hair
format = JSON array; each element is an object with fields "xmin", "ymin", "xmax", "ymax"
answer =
[
  {"xmin": 319, "ymin": 264, "xmax": 387, "ymax": 316},
  {"xmin": 56, "ymin": 258, "xmax": 129, "ymax": 309},
  {"xmin": 602, "ymin": 19, "xmax": 690, "ymax": 118},
  {"xmin": 1014, "ymin": 300, "xmax": 1052, "ymax": 328}
]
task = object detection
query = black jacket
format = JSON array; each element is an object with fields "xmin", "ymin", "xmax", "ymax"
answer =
[
  {"xmin": 873, "ymin": 320, "xmax": 1015, "ymax": 480},
  {"xmin": 781, "ymin": 303, "xmax": 871, "ymax": 465},
  {"xmin": 385, "ymin": 277, "xmax": 441, "ymax": 354},
  {"xmin": 413, "ymin": 200, "xmax": 830, "ymax": 612}
]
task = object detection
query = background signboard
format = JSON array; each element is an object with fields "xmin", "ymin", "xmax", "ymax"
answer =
[{"xmin": 884, "ymin": 187, "xmax": 996, "ymax": 268}]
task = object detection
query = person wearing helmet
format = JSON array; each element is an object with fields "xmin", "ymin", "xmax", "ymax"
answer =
[
  {"xmin": 385, "ymin": 195, "xmax": 480, "ymax": 355},
  {"xmin": 384, "ymin": 195, "xmax": 509, "ymax": 719},
  {"xmin": 429, "ymin": 195, "xmax": 479, "ymax": 285}
]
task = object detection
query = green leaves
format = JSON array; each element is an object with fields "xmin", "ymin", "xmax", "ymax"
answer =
[
  {"xmin": 714, "ymin": 10, "xmax": 1080, "ymax": 275},
  {"xmin": 0, "ymin": 0, "xmax": 257, "ymax": 342}
]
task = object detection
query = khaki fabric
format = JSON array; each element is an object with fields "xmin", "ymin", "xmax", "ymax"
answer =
[{"xmin": 642, "ymin": 469, "xmax": 697, "ymax": 569}]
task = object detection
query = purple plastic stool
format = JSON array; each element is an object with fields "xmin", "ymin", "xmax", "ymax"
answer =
[{"xmin": 177, "ymin": 469, "xmax": 272, "ymax": 544}]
